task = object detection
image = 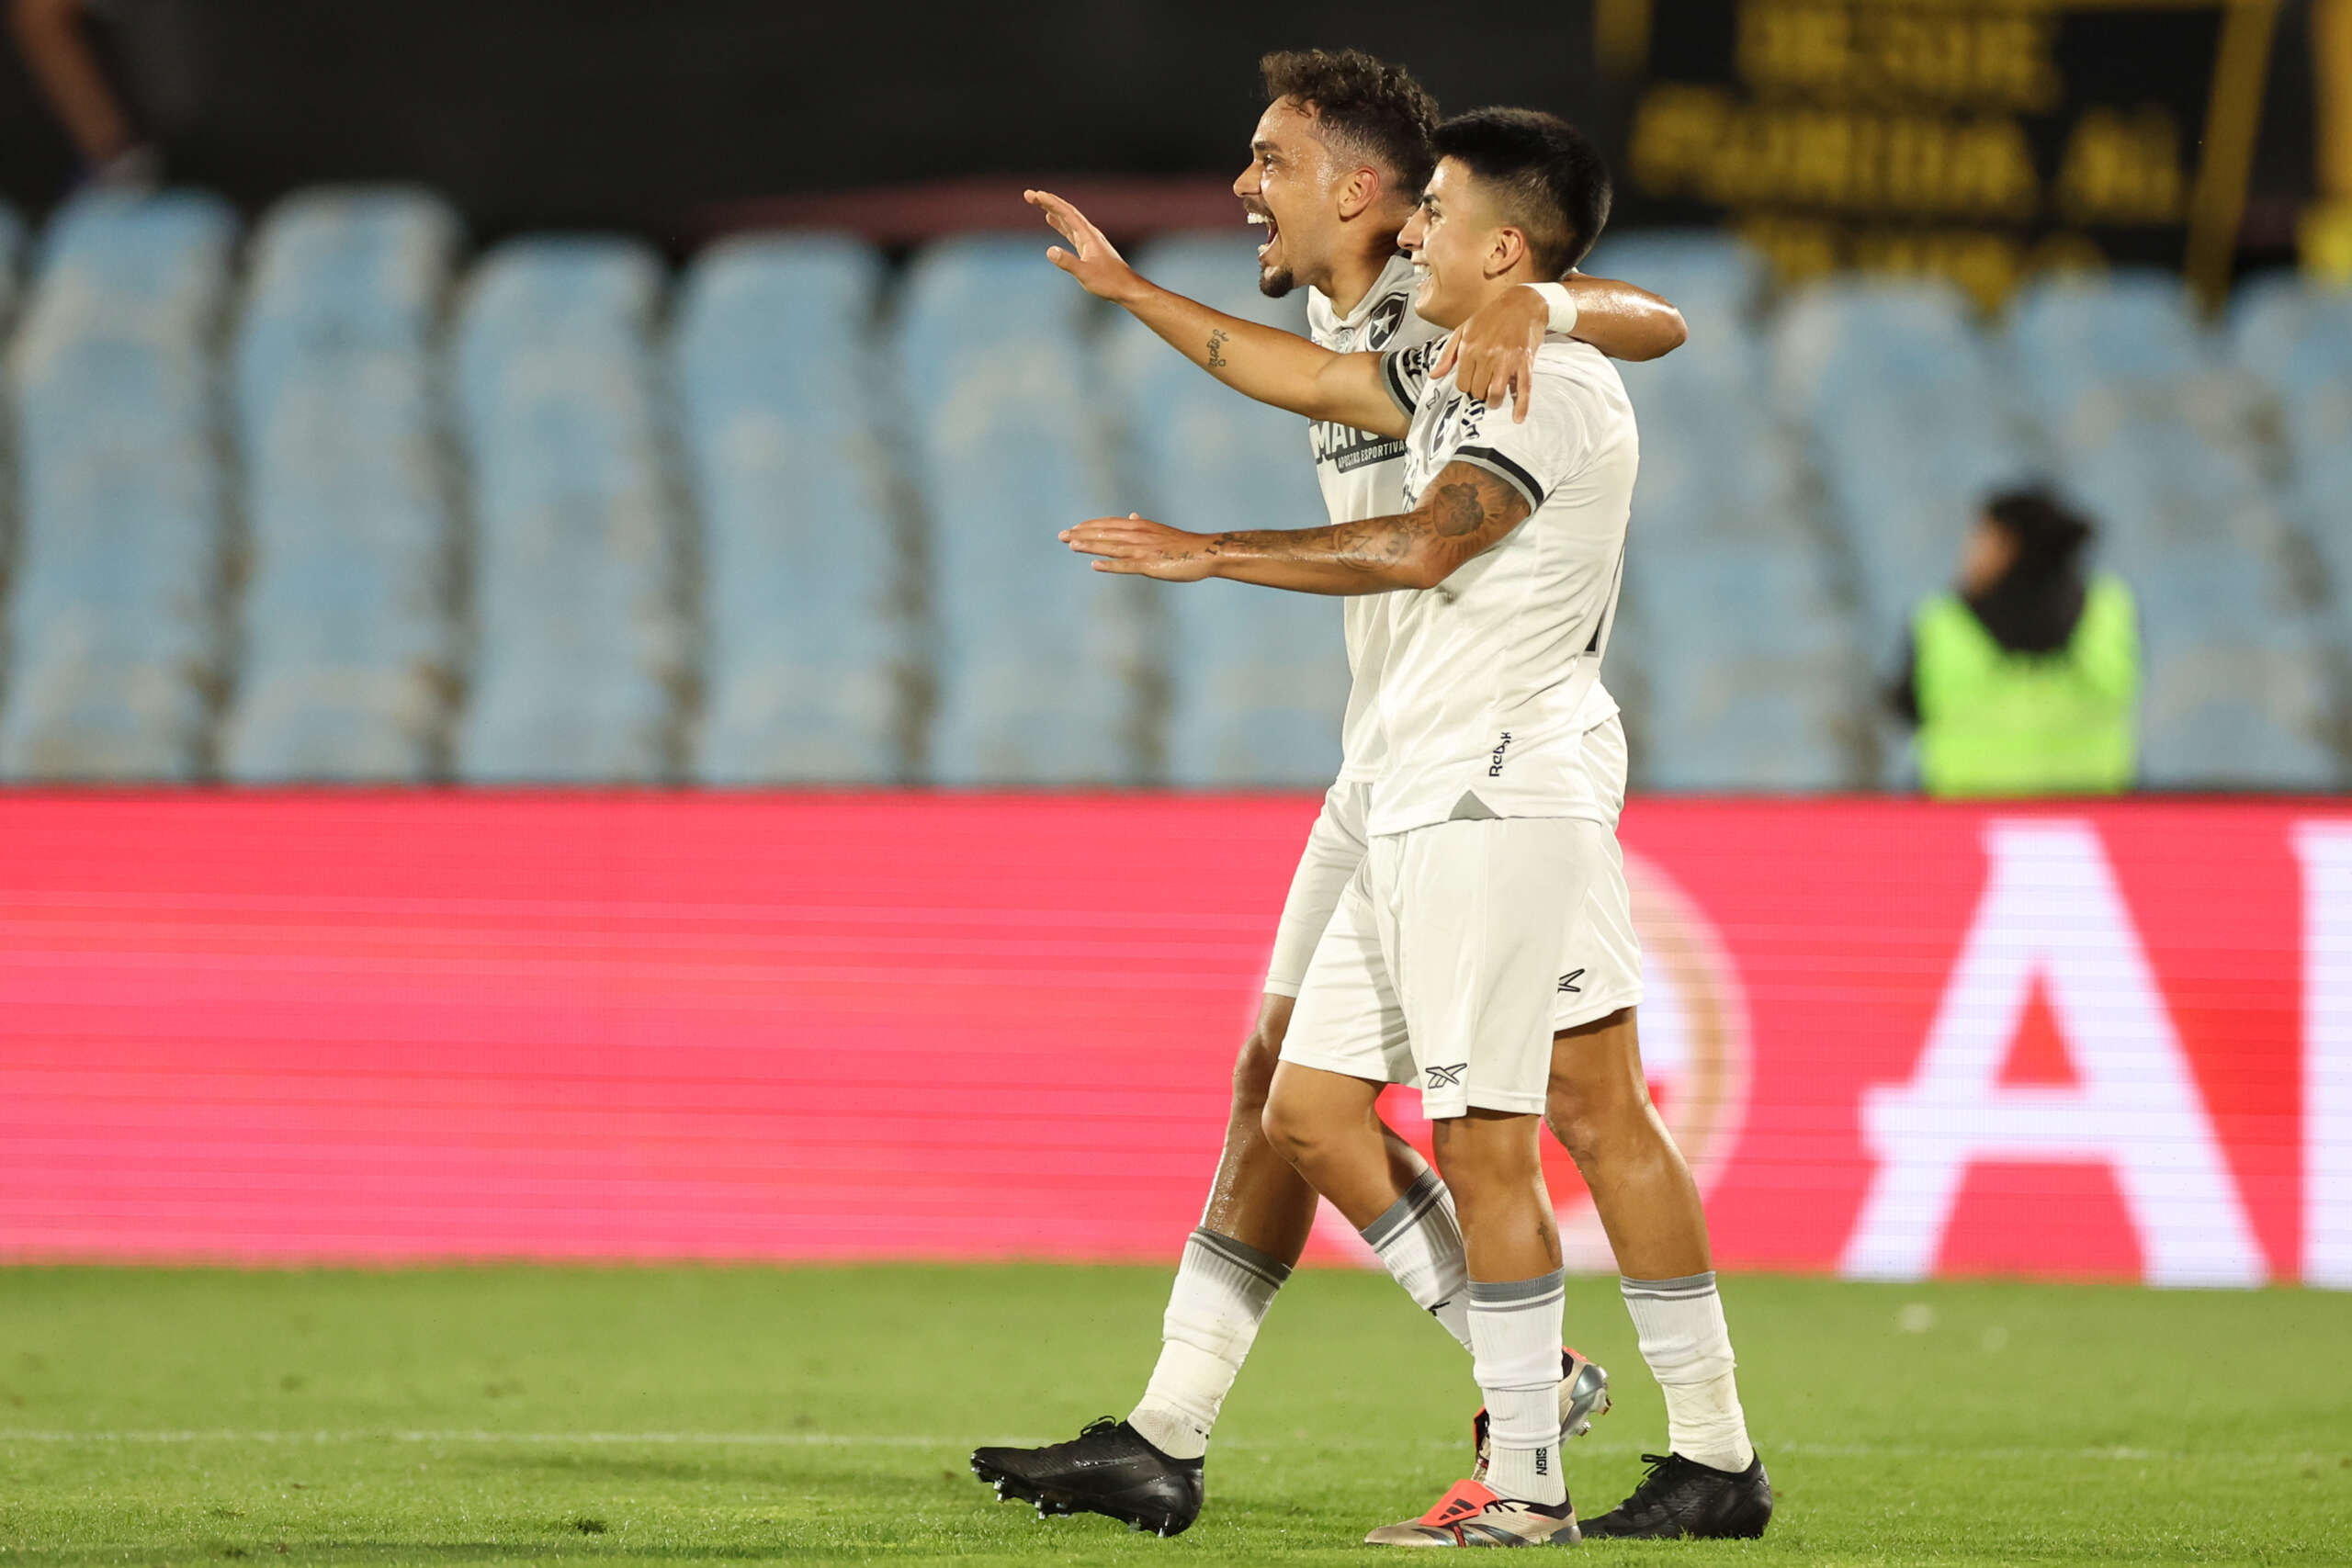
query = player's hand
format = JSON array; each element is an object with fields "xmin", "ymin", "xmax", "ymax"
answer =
[
  {"xmin": 1436, "ymin": 284, "xmax": 1549, "ymax": 423},
  {"xmin": 1061, "ymin": 514, "xmax": 1218, "ymax": 581},
  {"xmin": 1026, "ymin": 189, "xmax": 1147, "ymax": 304}
]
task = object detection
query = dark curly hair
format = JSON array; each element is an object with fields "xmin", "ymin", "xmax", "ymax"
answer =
[
  {"xmin": 1259, "ymin": 49, "xmax": 1440, "ymax": 199},
  {"xmin": 1430, "ymin": 107, "xmax": 1612, "ymax": 276}
]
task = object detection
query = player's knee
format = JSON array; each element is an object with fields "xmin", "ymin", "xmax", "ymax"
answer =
[
  {"xmin": 1544, "ymin": 1064, "xmax": 1612, "ymax": 1164},
  {"xmin": 1258, "ymin": 1080, "xmax": 1312, "ymax": 1168},
  {"xmin": 1544, "ymin": 1089, "xmax": 1603, "ymax": 1169},
  {"xmin": 1430, "ymin": 1111, "xmax": 1544, "ymax": 1189},
  {"xmin": 1545, "ymin": 1014, "xmax": 1646, "ymax": 1165}
]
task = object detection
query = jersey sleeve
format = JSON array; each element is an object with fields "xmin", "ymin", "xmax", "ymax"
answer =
[
  {"xmin": 1379, "ymin": 338, "xmax": 1442, "ymax": 416},
  {"xmin": 1448, "ymin": 365, "xmax": 1596, "ymax": 513}
]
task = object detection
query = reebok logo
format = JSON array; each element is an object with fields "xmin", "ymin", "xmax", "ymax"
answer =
[
  {"xmin": 1488, "ymin": 732, "xmax": 1513, "ymax": 777},
  {"xmin": 1558, "ymin": 968, "xmax": 1585, "ymax": 993},
  {"xmin": 1425, "ymin": 1063, "xmax": 1467, "ymax": 1089}
]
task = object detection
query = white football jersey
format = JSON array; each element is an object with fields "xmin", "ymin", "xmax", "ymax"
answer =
[
  {"xmin": 1362, "ymin": 333, "xmax": 1638, "ymax": 837},
  {"xmin": 1305, "ymin": 254, "xmax": 1441, "ymax": 783}
]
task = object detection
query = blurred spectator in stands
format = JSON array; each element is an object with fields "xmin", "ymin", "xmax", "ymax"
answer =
[
  {"xmin": 8, "ymin": 0, "xmax": 159, "ymax": 187},
  {"xmin": 1887, "ymin": 489, "xmax": 2140, "ymax": 798}
]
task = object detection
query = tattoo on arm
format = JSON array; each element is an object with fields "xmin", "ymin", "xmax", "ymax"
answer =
[
  {"xmin": 1430, "ymin": 479, "xmax": 1489, "ymax": 538},
  {"xmin": 1206, "ymin": 328, "xmax": 1229, "ymax": 368},
  {"xmin": 1196, "ymin": 462, "xmax": 1530, "ymax": 588}
]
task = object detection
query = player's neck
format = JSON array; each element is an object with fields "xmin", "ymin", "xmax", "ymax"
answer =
[{"xmin": 1319, "ymin": 241, "xmax": 1399, "ymax": 319}]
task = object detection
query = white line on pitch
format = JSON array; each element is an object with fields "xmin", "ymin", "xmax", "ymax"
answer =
[{"xmin": 0, "ymin": 1430, "xmax": 2335, "ymax": 1466}]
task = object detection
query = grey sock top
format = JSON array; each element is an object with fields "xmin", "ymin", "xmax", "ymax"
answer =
[
  {"xmin": 1620, "ymin": 1270, "xmax": 1717, "ymax": 1298},
  {"xmin": 1187, "ymin": 1226, "xmax": 1294, "ymax": 1288},
  {"xmin": 1358, "ymin": 1168, "xmax": 1448, "ymax": 1253},
  {"xmin": 1467, "ymin": 1268, "xmax": 1566, "ymax": 1307}
]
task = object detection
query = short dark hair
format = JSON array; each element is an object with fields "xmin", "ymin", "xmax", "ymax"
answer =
[
  {"xmin": 1984, "ymin": 488, "xmax": 2095, "ymax": 569},
  {"xmin": 1260, "ymin": 49, "xmax": 1440, "ymax": 199},
  {"xmin": 1429, "ymin": 107, "xmax": 1612, "ymax": 276}
]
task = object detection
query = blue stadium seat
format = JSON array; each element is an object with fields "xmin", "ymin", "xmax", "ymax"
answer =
[
  {"xmin": 23, "ymin": 188, "xmax": 237, "ymax": 341},
  {"xmin": 219, "ymin": 668, "xmax": 440, "ymax": 782},
  {"xmin": 1, "ymin": 190, "xmax": 236, "ymax": 782},
  {"xmin": 1114, "ymin": 232, "xmax": 1349, "ymax": 786},
  {"xmin": 675, "ymin": 233, "xmax": 907, "ymax": 784},
  {"xmin": 2242, "ymin": 272, "xmax": 2346, "ymax": 434},
  {"xmin": 2288, "ymin": 447, "xmax": 2352, "ymax": 632},
  {"xmin": 0, "ymin": 664, "xmax": 209, "ymax": 783},
  {"xmin": 2140, "ymin": 627, "xmax": 2343, "ymax": 790},
  {"xmin": 449, "ymin": 236, "xmax": 685, "ymax": 783},
  {"xmin": 2065, "ymin": 415, "xmax": 2273, "ymax": 540},
  {"xmin": 1774, "ymin": 277, "xmax": 1982, "ymax": 412},
  {"xmin": 240, "ymin": 189, "xmax": 458, "ymax": 339},
  {"xmin": 1641, "ymin": 682, "xmax": 1859, "ymax": 793},
  {"xmin": 896, "ymin": 236, "xmax": 1142, "ymax": 784},
  {"xmin": 1617, "ymin": 519, "xmax": 1867, "ymax": 792},
  {"xmin": 458, "ymin": 652, "xmax": 675, "ymax": 784},
  {"xmin": 2232, "ymin": 276, "xmax": 2352, "ymax": 628},
  {"xmin": 2007, "ymin": 269, "xmax": 2214, "ymax": 417},
  {"xmin": 1583, "ymin": 230, "xmax": 1766, "ymax": 379},
  {"xmin": 221, "ymin": 188, "xmax": 459, "ymax": 783},
  {"xmin": 2233, "ymin": 276, "xmax": 2352, "ymax": 462},
  {"xmin": 2002, "ymin": 271, "xmax": 2302, "ymax": 689},
  {"xmin": 1770, "ymin": 277, "xmax": 2035, "ymax": 649}
]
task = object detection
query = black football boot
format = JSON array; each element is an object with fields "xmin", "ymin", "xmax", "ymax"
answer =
[
  {"xmin": 972, "ymin": 1417, "xmax": 1204, "ymax": 1537},
  {"xmin": 1580, "ymin": 1450, "xmax": 1773, "ymax": 1540}
]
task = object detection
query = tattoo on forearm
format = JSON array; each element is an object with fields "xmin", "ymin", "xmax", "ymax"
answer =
[
  {"xmin": 1206, "ymin": 328, "xmax": 1229, "ymax": 368},
  {"xmin": 1195, "ymin": 462, "xmax": 1528, "ymax": 586}
]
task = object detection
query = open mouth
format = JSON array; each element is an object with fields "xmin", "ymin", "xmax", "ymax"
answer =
[{"xmin": 1245, "ymin": 208, "xmax": 1280, "ymax": 259}]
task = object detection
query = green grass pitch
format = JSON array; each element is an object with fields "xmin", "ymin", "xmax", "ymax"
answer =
[{"xmin": 0, "ymin": 1265, "xmax": 2345, "ymax": 1565}]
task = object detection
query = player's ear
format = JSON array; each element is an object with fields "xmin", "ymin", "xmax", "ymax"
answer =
[
  {"xmin": 1336, "ymin": 165, "xmax": 1383, "ymax": 220},
  {"xmin": 1487, "ymin": 227, "xmax": 1527, "ymax": 280}
]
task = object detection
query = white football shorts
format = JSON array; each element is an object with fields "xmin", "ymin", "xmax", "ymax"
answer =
[
  {"xmin": 1262, "ymin": 717, "xmax": 1643, "ymax": 1032},
  {"xmin": 1279, "ymin": 814, "xmax": 1611, "ymax": 1119},
  {"xmin": 1553, "ymin": 716, "xmax": 1643, "ymax": 1031},
  {"xmin": 1263, "ymin": 780, "xmax": 1374, "ymax": 998}
]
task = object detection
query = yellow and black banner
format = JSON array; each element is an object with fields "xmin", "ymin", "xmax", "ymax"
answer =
[{"xmin": 1605, "ymin": 0, "xmax": 2280, "ymax": 304}]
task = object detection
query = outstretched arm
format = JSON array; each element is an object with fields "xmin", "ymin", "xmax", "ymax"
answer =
[
  {"xmin": 1061, "ymin": 461, "xmax": 1529, "ymax": 596},
  {"xmin": 1027, "ymin": 188, "xmax": 1408, "ymax": 439},
  {"xmin": 1564, "ymin": 272, "xmax": 1689, "ymax": 362},
  {"xmin": 1438, "ymin": 272, "xmax": 1688, "ymax": 421}
]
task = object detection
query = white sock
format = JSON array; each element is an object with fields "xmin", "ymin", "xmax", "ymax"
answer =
[
  {"xmin": 1126, "ymin": 1228, "xmax": 1290, "ymax": 1461},
  {"xmin": 1620, "ymin": 1271, "xmax": 1755, "ymax": 1472},
  {"xmin": 1360, "ymin": 1168, "xmax": 1474, "ymax": 1351},
  {"xmin": 1467, "ymin": 1269, "xmax": 1568, "ymax": 1506}
]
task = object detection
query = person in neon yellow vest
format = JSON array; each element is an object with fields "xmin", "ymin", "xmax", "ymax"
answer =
[{"xmin": 1888, "ymin": 489, "xmax": 2139, "ymax": 798}]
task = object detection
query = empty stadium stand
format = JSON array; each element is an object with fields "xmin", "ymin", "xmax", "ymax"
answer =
[
  {"xmin": 894, "ymin": 236, "xmax": 1144, "ymax": 785},
  {"xmin": 451, "ymin": 235, "xmax": 687, "ymax": 783},
  {"xmin": 223, "ymin": 188, "xmax": 462, "ymax": 783},
  {"xmin": 0, "ymin": 189, "xmax": 2345, "ymax": 791},
  {"xmin": 1112, "ymin": 233, "xmax": 1351, "ymax": 788},
  {"xmin": 675, "ymin": 234, "xmax": 909, "ymax": 784},
  {"xmin": 4, "ymin": 190, "xmax": 236, "ymax": 782}
]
